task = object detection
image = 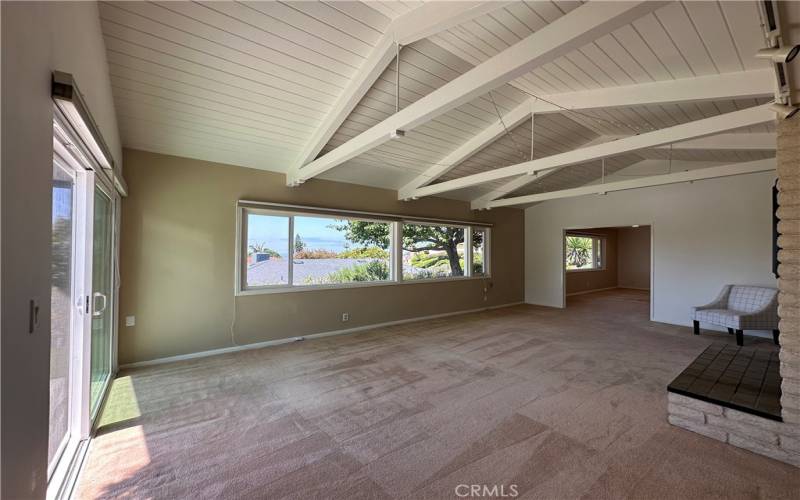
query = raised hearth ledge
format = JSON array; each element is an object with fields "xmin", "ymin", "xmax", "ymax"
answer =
[{"xmin": 668, "ymin": 393, "xmax": 800, "ymax": 466}]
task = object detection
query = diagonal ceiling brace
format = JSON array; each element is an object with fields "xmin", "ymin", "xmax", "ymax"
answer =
[
  {"xmin": 402, "ymin": 103, "xmax": 775, "ymax": 201},
  {"xmin": 288, "ymin": 1, "xmax": 665, "ymax": 186},
  {"xmin": 287, "ymin": 1, "xmax": 513, "ymax": 180},
  {"xmin": 483, "ymin": 158, "xmax": 775, "ymax": 208},
  {"xmin": 400, "ymin": 69, "xmax": 773, "ymax": 200}
]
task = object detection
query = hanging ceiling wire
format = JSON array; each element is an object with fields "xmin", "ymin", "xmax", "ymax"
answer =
[
  {"xmin": 395, "ymin": 42, "xmax": 401, "ymax": 113},
  {"xmin": 511, "ymin": 85, "xmax": 649, "ymax": 135},
  {"xmin": 488, "ymin": 90, "xmax": 529, "ymax": 162}
]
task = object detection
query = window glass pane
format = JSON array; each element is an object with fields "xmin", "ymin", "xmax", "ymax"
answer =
[
  {"xmin": 565, "ymin": 236, "xmax": 595, "ymax": 270},
  {"xmin": 246, "ymin": 213, "xmax": 290, "ymax": 287},
  {"xmin": 50, "ymin": 163, "xmax": 74, "ymax": 467},
  {"xmin": 403, "ymin": 224, "xmax": 465, "ymax": 280},
  {"xmin": 90, "ymin": 187, "xmax": 113, "ymax": 415},
  {"xmin": 292, "ymin": 216, "xmax": 391, "ymax": 285},
  {"xmin": 472, "ymin": 228, "xmax": 486, "ymax": 276}
]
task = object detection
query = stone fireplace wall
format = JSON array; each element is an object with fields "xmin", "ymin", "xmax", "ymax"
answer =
[
  {"xmin": 667, "ymin": 117, "xmax": 800, "ymax": 467},
  {"xmin": 778, "ymin": 116, "xmax": 800, "ymax": 430}
]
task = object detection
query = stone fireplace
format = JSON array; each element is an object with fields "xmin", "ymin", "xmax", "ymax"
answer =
[{"xmin": 667, "ymin": 117, "xmax": 800, "ymax": 467}]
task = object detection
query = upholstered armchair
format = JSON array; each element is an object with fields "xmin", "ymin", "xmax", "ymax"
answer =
[{"xmin": 691, "ymin": 285, "xmax": 780, "ymax": 346}]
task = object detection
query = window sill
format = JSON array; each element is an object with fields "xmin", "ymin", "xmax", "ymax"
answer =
[
  {"xmin": 566, "ymin": 268, "xmax": 606, "ymax": 273},
  {"xmin": 236, "ymin": 275, "xmax": 491, "ymax": 296}
]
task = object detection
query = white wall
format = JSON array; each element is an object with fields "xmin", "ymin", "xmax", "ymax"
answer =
[
  {"xmin": 524, "ymin": 171, "xmax": 777, "ymax": 328},
  {"xmin": 1, "ymin": 2, "xmax": 120, "ymax": 497}
]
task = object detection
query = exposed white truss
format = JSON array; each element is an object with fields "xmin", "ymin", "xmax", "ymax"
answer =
[
  {"xmin": 482, "ymin": 158, "xmax": 774, "ymax": 208},
  {"xmin": 287, "ymin": 1, "xmax": 665, "ymax": 186},
  {"xmin": 398, "ymin": 69, "xmax": 773, "ymax": 200},
  {"xmin": 404, "ymin": 103, "xmax": 774, "ymax": 201},
  {"xmin": 288, "ymin": 1, "xmax": 511, "ymax": 176},
  {"xmin": 469, "ymin": 131, "xmax": 776, "ymax": 209}
]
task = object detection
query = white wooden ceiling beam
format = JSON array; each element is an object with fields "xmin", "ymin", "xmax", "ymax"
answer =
[
  {"xmin": 288, "ymin": 1, "xmax": 664, "ymax": 185},
  {"xmin": 288, "ymin": 1, "xmax": 512, "ymax": 178},
  {"xmin": 397, "ymin": 99, "xmax": 532, "ymax": 199},
  {"xmin": 411, "ymin": 103, "xmax": 774, "ymax": 200},
  {"xmin": 482, "ymin": 158, "xmax": 775, "ymax": 208},
  {"xmin": 528, "ymin": 69, "xmax": 773, "ymax": 113},
  {"xmin": 470, "ymin": 135, "xmax": 620, "ymax": 209},
  {"xmin": 401, "ymin": 69, "xmax": 773, "ymax": 200},
  {"xmin": 659, "ymin": 133, "xmax": 776, "ymax": 150},
  {"xmin": 470, "ymin": 132, "xmax": 776, "ymax": 209}
]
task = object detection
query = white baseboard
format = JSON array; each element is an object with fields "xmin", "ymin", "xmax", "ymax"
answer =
[
  {"xmin": 120, "ymin": 301, "xmax": 524, "ymax": 369},
  {"xmin": 565, "ymin": 286, "xmax": 619, "ymax": 297}
]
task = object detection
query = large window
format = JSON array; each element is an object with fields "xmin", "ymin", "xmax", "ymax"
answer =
[
  {"xmin": 402, "ymin": 224, "xmax": 465, "ymax": 280},
  {"xmin": 565, "ymin": 234, "xmax": 604, "ymax": 271},
  {"xmin": 238, "ymin": 206, "xmax": 490, "ymax": 294}
]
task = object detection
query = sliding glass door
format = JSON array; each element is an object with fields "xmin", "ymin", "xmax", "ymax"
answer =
[
  {"xmin": 90, "ymin": 185, "xmax": 114, "ymax": 416},
  {"xmin": 48, "ymin": 114, "xmax": 120, "ymax": 497},
  {"xmin": 49, "ymin": 162, "xmax": 77, "ymax": 475}
]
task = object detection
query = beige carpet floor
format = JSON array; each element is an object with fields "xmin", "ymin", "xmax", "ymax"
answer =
[{"xmin": 76, "ymin": 289, "xmax": 799, "ymax": 499}]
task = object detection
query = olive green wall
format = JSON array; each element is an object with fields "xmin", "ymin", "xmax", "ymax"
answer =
[{"xmin": 118, "ymin": 149, "xmax": 524, "ymax": 365}]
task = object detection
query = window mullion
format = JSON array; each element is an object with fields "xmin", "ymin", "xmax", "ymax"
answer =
[
  {"xmin": 288, "ymin": 215, "xmax": 294, "ymax": 287},
  {"xmin": 465, "ymin": 227, "xmax": 473, "ymax": 278}
]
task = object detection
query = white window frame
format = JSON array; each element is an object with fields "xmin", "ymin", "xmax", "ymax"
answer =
[
  {"xmin": 400, "ymin": 220, "xmax": 469, "ymax": 282},
  {"xmin": 564, "ymin": 234, "xmax": 605, "ymax": 273},
  {"xmin": 235, "ymin": 205, "xmax": 491, "ymax": 295}
]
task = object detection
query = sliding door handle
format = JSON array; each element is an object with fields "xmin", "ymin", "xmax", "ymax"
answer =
[{"xmin": 92, "ymin": 292, "xmax": 108, "ymax": 318}]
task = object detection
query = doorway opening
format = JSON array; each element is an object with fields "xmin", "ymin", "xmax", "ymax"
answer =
[{"xmin": 563, "ymin": 225, "xmax": 653, "ymax": 318}]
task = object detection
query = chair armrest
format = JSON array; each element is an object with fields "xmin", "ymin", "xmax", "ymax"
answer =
[
  {"xmin": 693, "ymin": 285, "xmax": 732, "ymax": 312},
  {"xmin": 739, "ymin": 295, "xmax": 779, "ymax": 320}
]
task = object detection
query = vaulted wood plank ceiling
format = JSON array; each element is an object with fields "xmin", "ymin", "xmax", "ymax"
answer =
[{"xmin": 101, "ymin": 1, "xmax": 778, "ymax": 203}]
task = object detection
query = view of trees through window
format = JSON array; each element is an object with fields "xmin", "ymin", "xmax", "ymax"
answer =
[
  {"xmin": 565, "ymin": 235, "xmax": 602, "ymax": 270},
  {"xmin": 472, "ymin": 228, "xmax": 486, "ymax": 276},
  {"xmin": 243, "ymin": 209, "xmax": 490, "ymax": 290},
  {"xmin": 401, "ymin": 224, "xmax": 465, "ymax": 280}
]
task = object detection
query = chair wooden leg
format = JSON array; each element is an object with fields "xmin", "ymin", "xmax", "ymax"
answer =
[
  {"xmin": 773, "ymin": 329, "xmax": 780, "ymax": 346},
  {"xmin": 736, "ymin": 330, "xmax": 744, "ymax": 346},
  {"xmin": 693, "ymin": 320, "xmax": 700, "ymax": 335},
  {"xmin": 727, "ymin": 327, "xmax": 734, "ymax": 335}
]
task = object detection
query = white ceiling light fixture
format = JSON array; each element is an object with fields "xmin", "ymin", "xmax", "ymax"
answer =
[
  {"xmin": 756, "ymin": 1, "xmax": 798, "ymax": 119},
  {"xmin": 771, "ymin": 102, "xmax": 799, "ymax": 120},
  {"xmin": 756, "ymin": 45, "xmax": 800, "ymax": 64}
]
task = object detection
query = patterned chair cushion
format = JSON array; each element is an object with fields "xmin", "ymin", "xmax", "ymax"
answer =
[{"xmin": 691, "ymin": 285, "xmax": 779, "ymax": 330}]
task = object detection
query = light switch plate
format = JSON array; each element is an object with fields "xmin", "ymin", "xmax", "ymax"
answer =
[{"xmin": 125, "ymin": 315, "xmax": 136, "ymax": 327}]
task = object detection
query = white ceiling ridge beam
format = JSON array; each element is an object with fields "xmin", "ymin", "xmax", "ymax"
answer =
[
  {"xmin": 288, "ymin": 1, "xmax": 665, "ymax": 185},
  {"xmin": 411, "ymin": 103, "xmax": 774, "ymax": 200},
  {"xmin": 470, "ymin": 135, "xmax": 622, "ymax": 209},
  {"xmin": 527, "ymin": 69, "xmax": 774, "ymax": 114},
  {"xmin": 483, "ymin": 158, "xmax": 775, "ymax": 209},
  {"xmin": 397, "ymin": 98, "xmax": 533, "ymax": 200},
  {"xmin": 287, "ymin": 1, "xmax": 513, "ymax": 179}
]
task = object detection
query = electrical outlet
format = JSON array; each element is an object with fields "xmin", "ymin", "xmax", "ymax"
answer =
[
  {"xmin": 125, "ymin": 315, "xmax": 136, "ymax": 327},
  {"xmin": 341, "ymin": 313, "xmax": 349, "ymax": 322}
]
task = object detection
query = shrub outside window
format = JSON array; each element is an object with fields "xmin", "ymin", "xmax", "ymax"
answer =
[
  {"xmin": 402, "ymin": 224, "xmax": 465, "ymax": 280},
  {"xmin": 565, "ymin": 234, "xmax": 604, "ymax": 271}
]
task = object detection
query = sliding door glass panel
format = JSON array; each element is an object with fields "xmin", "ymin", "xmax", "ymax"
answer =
[
  {"xmin": 49, "ymin": 163, "xmax": 75, "ymax": 470},
  {"xmin": 245, "ymin": 213, "xmax": 290, "ymax": 288},
  {"xmin": 90, "ymin": 187, "xmax": 113, "ymax": 414}
]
